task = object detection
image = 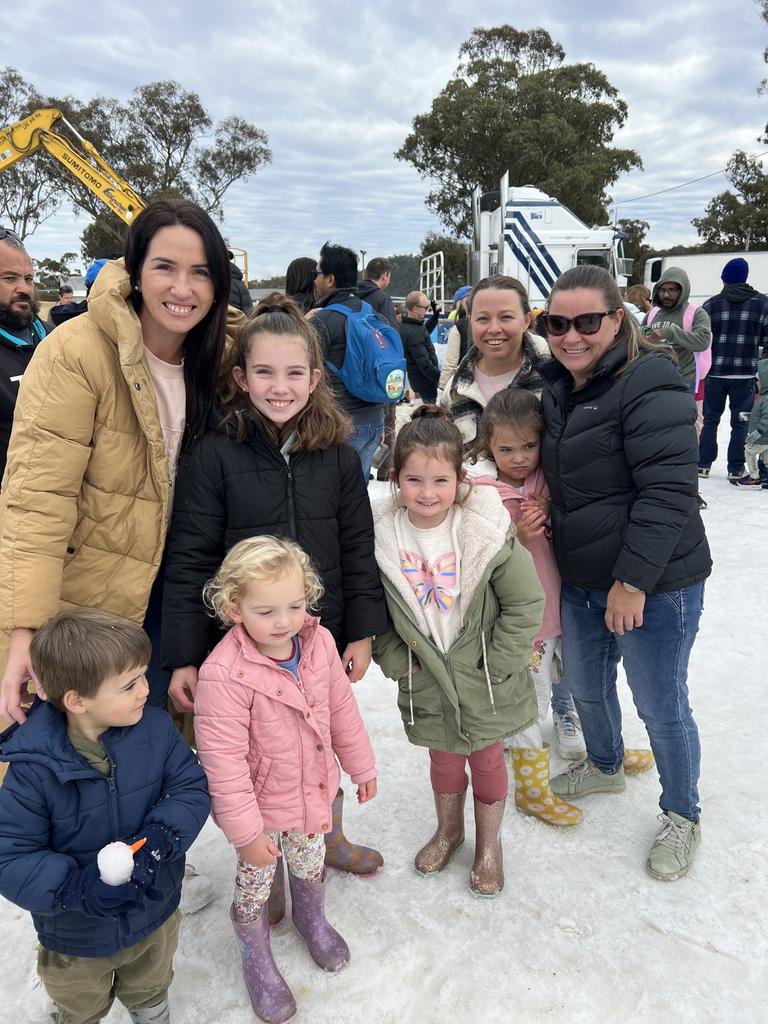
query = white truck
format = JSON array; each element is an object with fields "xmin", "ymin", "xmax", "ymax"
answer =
[
  {"xmin": 470, "ymin": 172, "xmax": 632, "ymax": 303},
  {"xmin": 643, "ymin": 251, "xmax": 768, "ymax": 305}
]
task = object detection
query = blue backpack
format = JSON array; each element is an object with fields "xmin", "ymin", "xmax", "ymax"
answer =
[{"xmin": 324, "ymin": 301, "xmax": 406, "ymax": 403}]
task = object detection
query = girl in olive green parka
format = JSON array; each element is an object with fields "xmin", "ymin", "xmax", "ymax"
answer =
[{"xmin": 372, "ymin": 407, "xmax": 543, "ymax": 896}]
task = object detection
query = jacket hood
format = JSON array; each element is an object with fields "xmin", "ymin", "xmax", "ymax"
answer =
[
  {"xmin": 84, "ymin": 258, "xmax": 144, "ymax": 359},
  {"xmin": 317, "ymin": 287, "xmax": 359, "ymax": 308},
  {"xmin": 652, "ymin": 267, "xmax": 691, "ymax": 310},
  {"xmin": 722, "ymin": 282, "xmax": 758, "ymax": 303},
  {"xmin": 758, "ymin": 358, "xmax": 768, "ymax": 390},
  {"xmin": 357, "ymin": 280, "xmax": 383, "ymax": 300},
  {"xmin": 230, "ymin": 614, "xmax": 322, "ymax": 674},
  {"xmin": 230, "ymin": 263, "xmax": 244, "ymax": 281},
  {"xmin": 0, "ymin": 699, "xmax": 111, "ymax": 782},
  {"xmin": 372, "ymin": 484, "xmax": 511, "ymax": 632}
]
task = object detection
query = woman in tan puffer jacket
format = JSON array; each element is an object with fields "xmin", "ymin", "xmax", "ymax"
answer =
[{"xmin": 0, "ymin": 199, "xmax": 243, "ymax": 723}]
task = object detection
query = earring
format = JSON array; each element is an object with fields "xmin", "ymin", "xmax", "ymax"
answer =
[{"xmin": 133, "ymin": 284, "xmax": 141, "ymax": 293}]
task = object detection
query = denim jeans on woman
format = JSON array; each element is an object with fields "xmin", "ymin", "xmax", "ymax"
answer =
[{"xmin": 560, "ymin": 582, "xmax": 704, "ymax": 821}]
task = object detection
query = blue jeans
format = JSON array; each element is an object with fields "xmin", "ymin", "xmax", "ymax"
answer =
[
  {"xmin": 348, "ymin": 414, "xmax": 384, "ymax": 481},
  {"xmin": 550, "ymin": 678, "xmax": 576, "ymax": 716},
  {"xmin": 142, "ymin": 567, "xmax": 171, "ymax": 708},
  {"xmin": 698, "ymin": 376, "xmax": 755, "ymax": 473},
  {"xmin": 560, "ymin": 583, "xmax": 704, "ymax": 821}
]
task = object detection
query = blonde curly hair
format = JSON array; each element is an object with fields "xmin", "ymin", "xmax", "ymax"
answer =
[{"xmin": 203, "ymin": 536, "xmax": 324, "ymax": 626}]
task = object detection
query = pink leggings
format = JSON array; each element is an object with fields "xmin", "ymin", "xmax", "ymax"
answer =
[{"xmin": 429, "ymin": 740, "xmax": 508, "ymax": 804}]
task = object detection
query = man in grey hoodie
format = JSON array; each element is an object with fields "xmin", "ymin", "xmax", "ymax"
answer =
[{"xmin": 645, "ymin": 267, "xmax": 711, "ymax": 388}]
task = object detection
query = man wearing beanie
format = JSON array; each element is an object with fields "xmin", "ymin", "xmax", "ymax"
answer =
[{"xmin": 698, "ymin": 257, "xmax": 768, "ymax": 482}]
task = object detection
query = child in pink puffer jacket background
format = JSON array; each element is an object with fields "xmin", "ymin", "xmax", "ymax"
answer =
[{"xmin": 194, "ymin": 536, "xmax": 377, "ymax": 1024}]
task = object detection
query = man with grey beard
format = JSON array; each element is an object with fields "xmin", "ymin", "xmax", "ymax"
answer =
[{"xmin": 0, "ymin": 227, "xmax": 47, "ymax": 478}]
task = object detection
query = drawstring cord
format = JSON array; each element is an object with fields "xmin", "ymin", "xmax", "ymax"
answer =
[
  {"xmin": 480, "ymin": 632, "xmax": 497, "ymax": 716},
  {"xmin": 407, "ymin": 648, "xmax": 415, "ymax": 726}
]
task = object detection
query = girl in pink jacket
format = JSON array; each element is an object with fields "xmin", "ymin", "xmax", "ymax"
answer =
[
  {"xmin": 471, "ymin": 389, "xmax": 654, "ymax": 829},
  {"xmin": 195, "ymin": 536, "xmax": 377, "ymax": 1024},
  {"xmin": 470, "ymin": 388, "xmax": 585, "ymax": 828}
]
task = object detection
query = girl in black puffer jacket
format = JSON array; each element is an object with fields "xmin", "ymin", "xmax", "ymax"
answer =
[
  {"xmin": 161, "ymin": 294, "xmax": 387, "ymax": 878},
  {"xmin": 538, "ymin": 265, "xmax": 711, "ymax": 884}
]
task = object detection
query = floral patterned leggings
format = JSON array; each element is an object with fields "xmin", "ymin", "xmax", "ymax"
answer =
[{"xmin": 233, "ymin": 831, "xmax": 325, "ymax": 923}]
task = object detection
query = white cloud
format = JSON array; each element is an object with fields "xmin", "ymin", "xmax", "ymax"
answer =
[{"xmin": 3, "ymin": 0, "xmax": 767, "ymax": 275}]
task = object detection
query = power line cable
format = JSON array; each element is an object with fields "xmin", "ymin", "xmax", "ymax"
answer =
[{"xmin": 612, "ymin": 151, "xmax": 768, "ymax": 207}]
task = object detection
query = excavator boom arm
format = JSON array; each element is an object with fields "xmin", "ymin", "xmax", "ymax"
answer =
[{"xmin": 0, "ymin": 107, "xmax": 144, "ymax": 224}]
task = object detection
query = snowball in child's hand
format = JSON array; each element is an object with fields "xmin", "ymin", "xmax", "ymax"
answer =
[{"xmin": 97, "ymin": 842, "xmax": 136, "ymax": 886}]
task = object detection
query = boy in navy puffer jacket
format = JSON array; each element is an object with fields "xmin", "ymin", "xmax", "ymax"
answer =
[{"xmin": 0, "ymin": 609, "xmax": 210, "ymax": 1024}]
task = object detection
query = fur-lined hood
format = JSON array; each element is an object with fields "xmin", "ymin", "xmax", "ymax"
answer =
[{"xmin": 372, "ymin": 484, "xmax": 511, "ymax": 635}]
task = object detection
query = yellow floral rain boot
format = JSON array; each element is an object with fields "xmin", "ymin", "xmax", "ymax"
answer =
[
  {"xmin": 623, "ymin": 749, "xmax": 655, "ymax": 775},
  {"xmin": 509, "ymin": 745, "xmax": 583, "ymax": 827}
]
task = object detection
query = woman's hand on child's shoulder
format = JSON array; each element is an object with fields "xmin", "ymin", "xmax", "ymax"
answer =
[
  {"xmin": 357, "ymin": 779, "xmax": 377, "ymax": 804},
  {"xmin": 238, "ymin": 832, "xmax": 281, "ymax": 868}
]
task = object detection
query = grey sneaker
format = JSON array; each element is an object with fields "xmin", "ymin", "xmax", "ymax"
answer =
[
  {"xmin": 550, "ymin": 759, "xmax": 626, "ymax": 798},
  {"xmin": 697, "ymin": 466, "xmax": 710, "ymax": 478},
  {"xmin": 646, "ymin": 812, "xmax": 701, "ymax": 881},
  {"xmin": 552, "ymin": 711, "xmax": 587, "ymax": 760}
]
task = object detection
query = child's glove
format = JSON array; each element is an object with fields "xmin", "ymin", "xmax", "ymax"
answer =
[
  {"xmin": 746, "ymin": 429, "xmax": 760, "ymax": 444},
  {"xmin": 128, "ymin": 824, "xmax": 177, "ymax": 901},
  {"xmin": 56, "ymin": 861, "xmax": 144, "ymax": 918}
]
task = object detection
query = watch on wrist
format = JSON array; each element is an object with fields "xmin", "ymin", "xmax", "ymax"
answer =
[{"xmin": 620, "ymin": 581, "xmax": 641, "ymax": 594}]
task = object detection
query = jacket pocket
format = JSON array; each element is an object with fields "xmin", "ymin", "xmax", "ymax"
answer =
[{"xmin": 250, "ymin": 756, "xmax": 273, "ymax": 799}]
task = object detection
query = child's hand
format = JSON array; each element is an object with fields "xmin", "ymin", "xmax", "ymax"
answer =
[
  {"xmin": 341, "ymin": 637, "xmax": 372, "ymax": 684},
  {"xmin": 523, "ymin": 495, "xmax": 550, "ymax": 519},
  {"xmin": 238, "ymin": 833, "xmax": 281, "ymax": 868},
  {"xmin": 515, "ymin": 507, "xmax": 547, "ymax": 546},
  {"xmin": 357, "ymin": 779, "xmax": 377, "ymax": 803}
]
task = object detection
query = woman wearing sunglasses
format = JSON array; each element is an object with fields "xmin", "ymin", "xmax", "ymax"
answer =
[
  {"xmin": 439, "ymin": 275, "xmax": 550, "ymax": 446},
  {"xmin": 538, "ymin": 265, "xmax": 711, "ymax": 882}
]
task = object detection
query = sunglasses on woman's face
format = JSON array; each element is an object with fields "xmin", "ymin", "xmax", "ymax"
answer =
[{"xmin": 541, "ymin": 309, "xmax": 617, "ymax": 336}]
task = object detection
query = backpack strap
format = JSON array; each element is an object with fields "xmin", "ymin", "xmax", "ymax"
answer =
[
  {"xmin": 648, "ymin": 304, "xmax": 697, "ymax": 331},
  {"xmin": 324, "ymin": 300, "xmax": 374, "ymax": 319}
]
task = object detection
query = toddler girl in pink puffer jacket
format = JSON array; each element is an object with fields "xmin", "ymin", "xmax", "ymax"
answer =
[{"xmin": 194, "ymin": 536, "xmax": 377, "ymax": 1024}]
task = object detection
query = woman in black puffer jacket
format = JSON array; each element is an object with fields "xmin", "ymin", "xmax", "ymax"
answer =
[{"xmin": 538, "ymin": 265, "xmax": 711, "ymax": 883}]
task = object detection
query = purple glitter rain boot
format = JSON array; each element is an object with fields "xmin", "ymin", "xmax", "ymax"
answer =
[
  {"xmin": 230, "ymin": 903, "xmax": 296, "ymax": 1023},
  {"xmin": 324, "ymin": 788, "xmax": 383, "ymax": 875},
  {"xmin": 267, "ymin": 856, "xmax": 286, "ymax": 926},
  {"xmin": 288, "ymin": 871, "xmax": 350, "ymax": 973}
]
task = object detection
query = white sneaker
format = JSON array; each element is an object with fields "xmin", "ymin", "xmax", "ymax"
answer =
[
  {"xmin": 179, "ymin": 862, "xmax": 214, "ymax": 914},
  {"xmin": 553, "ymin": 711, "xmax": 587, "ymax": 760},
  {"xmin": 24, "ymin": 961, "xmax": 54, "ymax": 1024}
]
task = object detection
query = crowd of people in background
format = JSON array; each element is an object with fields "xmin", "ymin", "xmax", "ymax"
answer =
[{"xmin": 0, "ymin": 202, "xmax": 764, "ymax": 1024}]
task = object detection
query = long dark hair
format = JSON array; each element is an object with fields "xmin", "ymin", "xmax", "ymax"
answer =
[
  {"xmin": 285, "ymin": 257, "xmax": 316, "ymax": 313},
  {"xmin": 124, "ymin": 199, "xmax": 230, "ymax": 445}
]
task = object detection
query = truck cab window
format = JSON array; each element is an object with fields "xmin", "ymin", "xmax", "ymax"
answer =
[{"xmin": 576, "ymin": 249, "xmax": 611, "ymax": 270}]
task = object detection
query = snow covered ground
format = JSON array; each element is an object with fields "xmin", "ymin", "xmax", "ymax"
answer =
[{"xmin": 3, "ymin": 424, "xmax": 767, "ymax": 1024}]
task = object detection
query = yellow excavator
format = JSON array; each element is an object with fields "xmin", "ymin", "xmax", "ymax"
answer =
[{"xmin": 0, "ymin": 108, "xmax": 249, "ymax": 282}]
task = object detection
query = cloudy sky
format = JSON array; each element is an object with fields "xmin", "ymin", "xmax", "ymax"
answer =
[{"xmin": 3, "ymin": 0, "xmax": 767, "ymax": 278}]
